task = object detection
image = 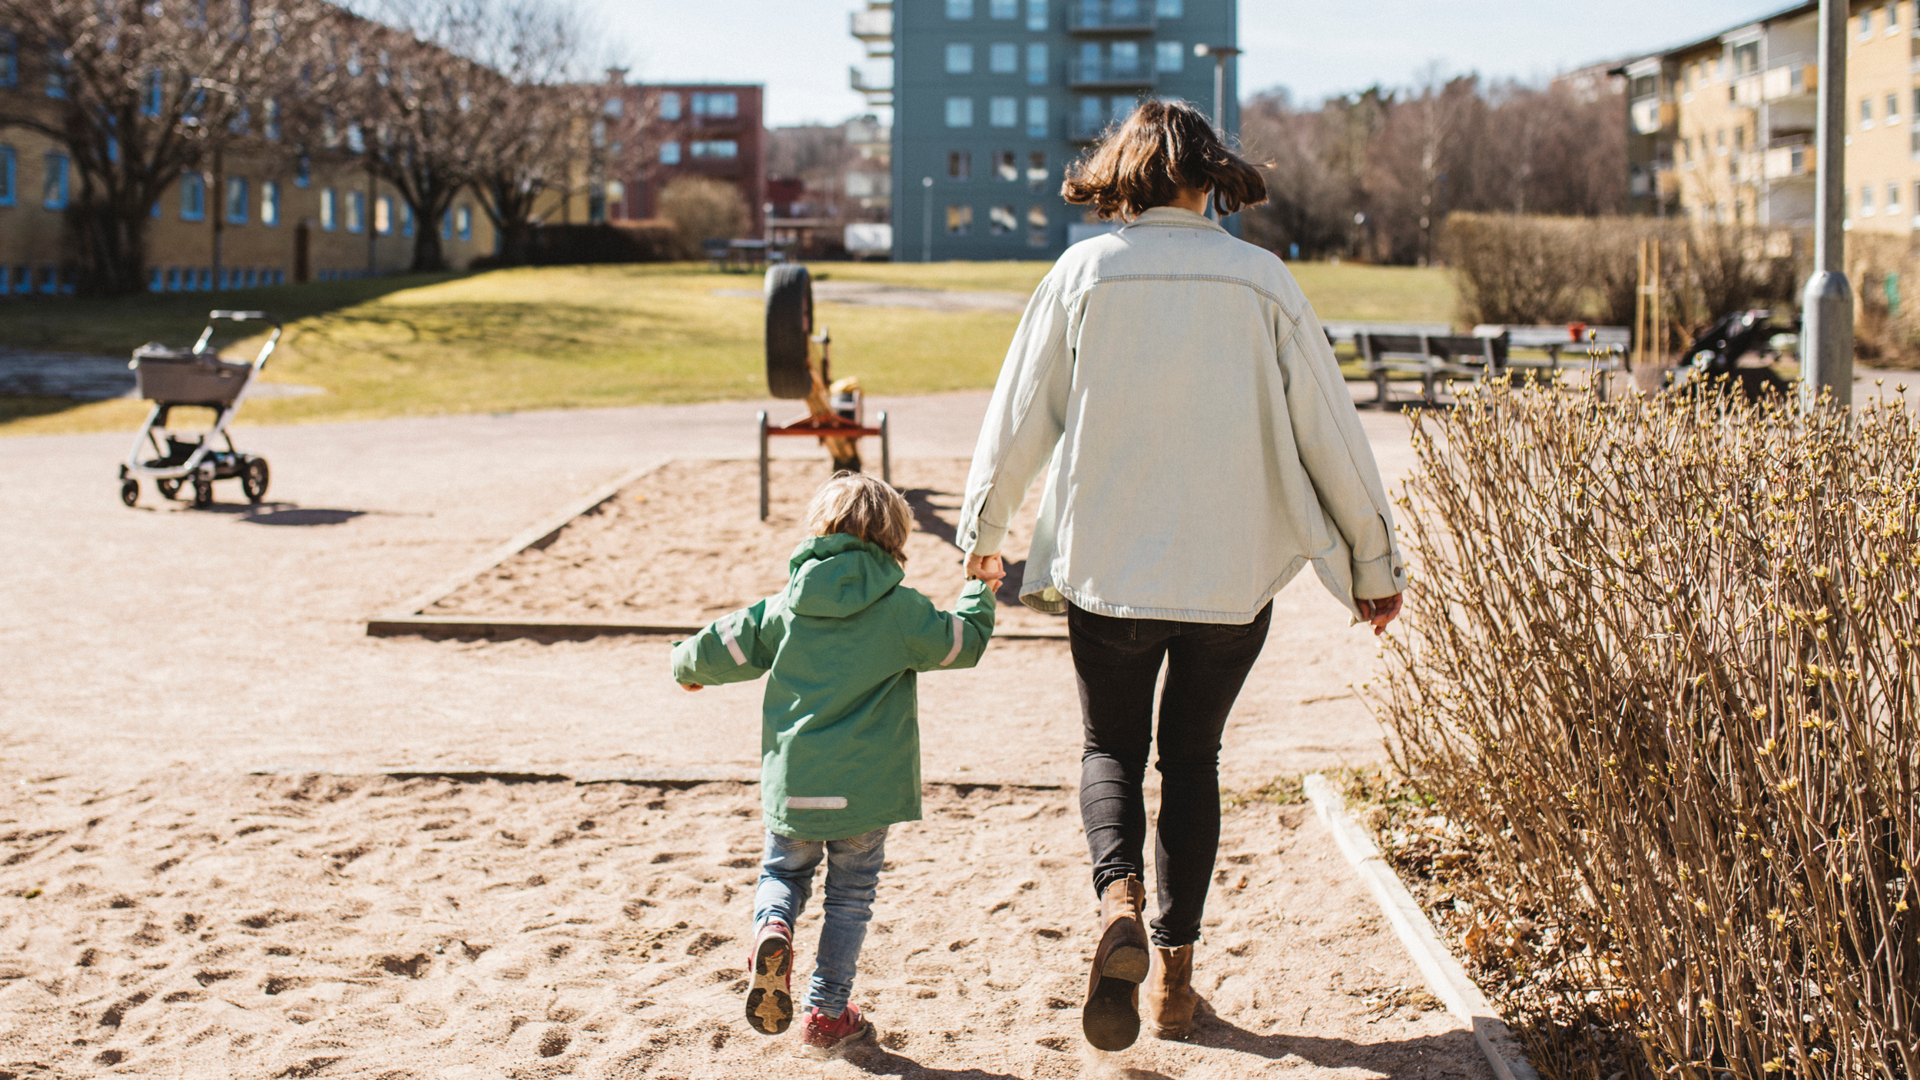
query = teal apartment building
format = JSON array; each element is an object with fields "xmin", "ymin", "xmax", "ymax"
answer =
[{"xmin": 873, "ymin": 0, "xmax": 1237, "ymax": 261}]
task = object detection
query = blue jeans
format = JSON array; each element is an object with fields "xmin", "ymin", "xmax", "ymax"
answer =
[{"xmin": 754, "ymin": 826, "xmax": 889, "ymax": 1017}]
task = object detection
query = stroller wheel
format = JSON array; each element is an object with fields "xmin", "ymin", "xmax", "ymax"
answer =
[
  {"xmin": 119, "ymin": 479, "xmax": 140, "ymax": 508},
  {"xmin": 242, "ymin": 458, "xmax": 270, "ymax": 503},
  {"xmin": 156, "ymin": 478, "xmax": 183, "ymax": 501},
  {"xmin": 192, "ymin": 480, "xmax": 214, "ymax": 509}
]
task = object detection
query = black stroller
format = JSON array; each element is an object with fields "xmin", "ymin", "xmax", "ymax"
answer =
[{"xmin": 118, "ymin": 310, "xmax": 282, "ymax": 508}]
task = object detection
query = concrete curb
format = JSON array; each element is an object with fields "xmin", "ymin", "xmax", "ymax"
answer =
[
  {"xmin": 245, "ymin": 765, "xmax": 1067, "ymax": 791},
  {"xmin": 1303, "ymin": 773, "xmax": 1538, "ymax": 1080}
]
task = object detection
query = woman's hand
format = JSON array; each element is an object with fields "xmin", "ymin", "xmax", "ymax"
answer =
[
  {"xmin": 967, "ymin": 553, "xmax": 1006, "ymax": 588},
  {"xmin": 1356, "ymin": 593, "xmax": 1403, "ymax": 636}
]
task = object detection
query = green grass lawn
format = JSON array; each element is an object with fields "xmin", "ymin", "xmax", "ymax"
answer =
[{"xmin": 3, "ymin": 260, "xmax": 1457, "ymax": 436}]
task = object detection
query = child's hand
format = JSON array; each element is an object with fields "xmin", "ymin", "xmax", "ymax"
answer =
[
  {"xmin": 966, "ymin": 553, "xmax": 1005, "ymax": 587},
  {"xmin": 680, "ymin": 683, "xmax": 704, "ymax": 692}
]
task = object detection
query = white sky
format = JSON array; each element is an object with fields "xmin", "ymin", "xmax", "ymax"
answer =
[{"xmin": 577, "ymin": 0, "xmax": 1802, "ymax": 127}]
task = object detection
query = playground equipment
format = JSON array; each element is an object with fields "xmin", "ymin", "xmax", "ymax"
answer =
[{"xmin": 757, "ymin": 265, "xmax": 891, "ymax": 520}]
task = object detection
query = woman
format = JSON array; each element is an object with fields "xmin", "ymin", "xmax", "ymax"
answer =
[{"xmin": 956, "ymin": 100, "xmax": 1406, "ymax": 1051}]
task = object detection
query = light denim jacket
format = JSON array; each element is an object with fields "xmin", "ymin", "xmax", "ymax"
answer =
[{"xmin": 956, "ymin": 206, "xmax": 1408, "ymax": 625}]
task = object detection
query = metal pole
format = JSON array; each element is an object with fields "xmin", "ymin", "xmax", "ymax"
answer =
[
  {"xmin": 921, "ymin": 176, "xmax": 934, "ymax": 263},
  {"xmin": 1213, "ymin": 56, "xmax": 1225, "ymax": 137},
  {"xmin": 757, "ymin": 411, "xmax": 770, "ymax": 521},
  {"xmin": 1801, "ymin": 0, "xmax": 1853, "ymax": 409}
]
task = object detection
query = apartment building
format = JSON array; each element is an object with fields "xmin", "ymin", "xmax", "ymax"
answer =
[
  {"xmin": 602, "ymin": 81, "xmax": 768, "ymax": 237},
  {"xmin": 857, "ymin": 0, "xmax": 1236, "ymax": 261},
  {"xmin": 1623, "ymin": 0, "xmax": 1920, "ymax": 238}
]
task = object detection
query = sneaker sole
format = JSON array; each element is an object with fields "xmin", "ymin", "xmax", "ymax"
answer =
[
  {"xmin": 1082, "ymin": 944, "xmax": 1147, "ymax": 1051},
  {"xmin": 745, "ymin": 935, "xmax": 793, "ymax": 1035}
]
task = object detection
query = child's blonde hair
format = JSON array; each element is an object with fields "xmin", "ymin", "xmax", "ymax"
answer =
[{"xmin": 805, "ymin": 471, "xmax": 912, "ymax": 564}]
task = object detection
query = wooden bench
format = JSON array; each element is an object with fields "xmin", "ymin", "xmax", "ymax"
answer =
[{"xmin": 1356, "ymin": 332, "xmax": 1509, "ymax": 408}]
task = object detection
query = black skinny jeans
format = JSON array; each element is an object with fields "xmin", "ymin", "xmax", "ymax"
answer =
[{"xmin": 1069, "ymin": 601, "xmax": 1272, "ymax": 948}]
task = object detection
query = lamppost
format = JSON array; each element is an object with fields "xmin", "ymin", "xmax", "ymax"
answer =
[
  {"xmin": 922, "ymin": 176, "xmax": 934, "ymax": 263},
  {"xmin": 1801, "ymin": 0, "xmax": 1853, "ymax": 407},
  {"xmin": 1192, "ymin": 43, "xmax": 1241, "ymax": 137}
]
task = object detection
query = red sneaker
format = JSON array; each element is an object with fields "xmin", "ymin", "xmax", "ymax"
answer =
[
  {"xmin": 745, "ymin": 920, "xmax": 793, "ymax": 1035},
  {"xmin": 800, "ymin": 1002, "xmax": 871, "ymax": 1056}
]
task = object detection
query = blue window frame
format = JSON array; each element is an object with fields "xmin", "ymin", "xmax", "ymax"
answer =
[
  {"xmin": 319, "ymin": 187, "xmax": 336, "ymax": 230},
  {"xmin": 455, "ymin": 205, "xmax": 471, "ymax": 241},
  {"xmin": 37, "ymin": 265, "xmax": 56, "ymax": 294},
  {"xmin": 45, "ymin": 40, "xmax": 67, "ymax": 98},
  {"xmin": 294, "ymin": 154, "xmax": 310, "ymax": 188},
  {"xmin": 42, "ymin": 153, "xmax": 68, "ymax": 209},
  {"xmin": 179, "ymin": 171, "xmax": 205, "ymax": 220},
  {"xmin": 0, "ymin": 145, "xmax": 14, "ymax": 206},
  {"xmin": 0, "ymin": 32, "xmax": 17, "ymax": 89},
  {"xmin": 261, "ymin": 180, "xmax": 279, "ymax": 226},
  {"xmin": 10, "ymin": 264, "xmax": 26, "ymax": 294},
  {"xmin": 142, "ymin": 70, "xmax": 163, "ymax": 117},
  {"xmin": 345, "ymin": 189, "xmax": 365, "ymax": 233},
  {"xmin": 401, "ymin": 202, "xmax": 414, "ymax": 237},
  {"xmin": 225, "ymin": 176, "xmax": 248, "ymax": 224},
  {"xmin": 441, "ymin": 209, "xmax": 452, "ymax": 240},
  {"xmin": 149, "ymin": 267, "xmax": 163, "ymax": 292}
]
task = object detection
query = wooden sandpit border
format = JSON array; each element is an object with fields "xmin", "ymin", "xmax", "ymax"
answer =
[{"xmin": 365, "ymin": 460, "xmax": 1068, "ymax": 642}]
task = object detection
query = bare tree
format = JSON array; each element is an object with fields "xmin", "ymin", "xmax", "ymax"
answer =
[{"xmin": 0, "ymin": 0, "xmax": 323, "ymax": 296}]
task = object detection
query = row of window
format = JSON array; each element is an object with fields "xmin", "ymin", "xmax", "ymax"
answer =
[
  {"xmin": 1852, "ymin": 181, "xmax": 1920, "ymax": 219},
  {"xmin": 0, "ymin": 264, "xmax": 74, "ymax": 297},
  {"xmin": 1858, "ymin": 90, "xmax": 1920, "ymax": 129},
  {"xmin": 0, "ymin": 31, "xmax": 70, "ymax": 98},
  {"xmin": 0, "ymin": 147, "xmax": 68, "ymax": 209},
  {"xmin": 944, "ymin": 40, "xmax": 1185, "ymax": 79},
  {"xmin": 942, "ymin": 203, "xmax": 1051, "ymax": 247},
  {"xmin": 148, "ymin": 266, "xmax": 289, "ymax": 293},
  {"xmin": 657, "ymin": 91, "xmax": 740, "ymax": 121},
  {"xmin": 946, "ymin": 149, "xmax": 1050, "ymax": 186},
  {"xmin": 943, "ymin": 0, "xmax": 1184, "ymax": 23},
  {"xmin": 1860, "ymin": 2, "xmax": 1905, "ymax": 39},
  {"xmin": 657, "ymin": 139, "xmax": 740, "ymax": 165},
  {"xmin": 946, "ymin": 95, "xmax": 1051, "ymax": 135}
]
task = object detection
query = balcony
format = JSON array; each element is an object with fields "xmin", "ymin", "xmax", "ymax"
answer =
[
  {"xmin": 850, "ymin": 66, "xmax": 893, "ymax": 106},
  {"xmin": 1630, "ymin": 97, "xmax": 1674, "ymax": 135},
  {"xmin": 1068, "ymin": 57, "xmax": 1155, "ymax": 89},
  {"xmin": 1764, "ymin": 140, "xmax": 1813, "ymax": 180},
  {"xmin": 1068, "ymin": 0, "xmax": 1156, "ymax": 36},
  {"xmin": 850, "ymin": 7, "xmax": 892, "ymax": 57}
]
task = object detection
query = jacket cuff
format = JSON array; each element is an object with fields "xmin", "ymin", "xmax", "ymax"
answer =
[
  {"xmin": 1352, "ymin": 554, "xmax": 1406, "ymax": 600},
  {"xmin": 963, "ymin": 518, "xmax": 1010, "ymax": 557}
]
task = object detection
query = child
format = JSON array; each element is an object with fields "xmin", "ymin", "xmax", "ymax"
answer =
[{"xmin": 670, "ymin": 472, "xmax": 995, "ymax": 1055}]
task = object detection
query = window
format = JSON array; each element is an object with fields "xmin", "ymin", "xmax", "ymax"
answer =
[
  {"xmin": 10, "ymin": 264, "xmax": 25, "ymax": 294},
  {"xmin": 1862, "ymin": 184, "xmax": 1876, "ymax": 215},
  {"xmin": 265, "ymin": 99, "xmax": 281, "ymax": 141},
  {"xmin": 346, "ymin": 190, "xmax": 365, "ymax": 233},
  {"xmin": 692, "ymin": 140, "xmax": 739, "ymax": 158},
  {"xmin": 1863, "ymin": 97, "xmax": 1875, "ymax": 128},
  {"xmin": 1155, "ymin": 0, "xmax": 1182, "ymax": 14},
  {"xmin": 993, "ymin": 150, "xmax": 1018, "ymax": 181},
  {"xmin": 375, "ymin": 195, "xmax": 392, "ymax": 234},
  {"xmin": 1027, "ymin": 150, "xmax": 1047, "ymax": 189},
  {"xmin": 990, "ymin": 205, "xmax": 1016, "ymax": 235},
  {"xmin": 1027, "ymin": 96, "xmax": 1049, "ymax": 138},
  {"xmin": 0, "ymin": 145, "xmax": 13, "ymax": 206},
  {"xmin": 1156, "ymin": 41, "xmax": 1184, "ymax": 72},
  {"xmin": 946, "ymin": 44, "xmax": 974, "ymax": 74},
  {"xmin": 319, "ymin": 187, "xmax": 336, "ymax": 230},
  {"xmin": 990, "ymin": 43, "xmax": 1018, "ymax": 73},
  {"xmin": 946, "ymin": 96, "xmax": 974, "ymax": 127},
  {"xmin": 948, "ymin": 150, "xmax": 972, "ymax": 180},
  {"xmin": 1891, "ymin": 93, "xmax": 1903, "ymax": 122},
  {"xmin": 141, "ymin": 70, "xmax": 161, "ymax": 117},
  {"xmin": 179, "ymin": 170, "xmax": 205, "ymax": 220},
  {"xmin": 45, "ymin": 40, "xmax": 67, "ymax": 98},
  {"xmin": 947, "ymin": 0, "xmax": 974, "ymax": 17},
  {"xmin": 1027, "ymin": 0, "xmax": 1047, "ymax": 30},
  {"xmin": 1890, "ymin": 182, "xmax": 1902, "ymax": 214},
  {"xmin": 1110, "ymin": 96, "xmax": 1136, "ymax": 124},
  {"xmin": 0, "ymin": 32, "xmax": 15, "ymax": 89},
  {"xmin": 456, "ymin": 205, "xmax": 472, "ymax": 241},
  {"xmin": 692, "ymin": 92, "xmax": 738, "ymax": 117},
  {"xmin": 401, "ymin": 202, "xmax": 414, "ymax": 237},
  {"xmin": 1888, "ymin": 1, "xmax": 1900, "ymax": 30},
  {"xmin": 1861, "ymin": 10, "xmax": 1874, "ymax": 38},
  {"xmin": 1027, "ymin": 43, "xmax": 1048, "ymax": 85},
  {"xmin": 261, "ymin": 180, "xmax": 279, "ymax": 226},
  {"xmin": 294, "ymin": 154, "xmax": 310, "ymax": 188},
  {"xmin": 1735, "ymin": 126, "xmax": 1745, "ymax": 150},
  {"xmin": 659, "ymin": 92, "xmax": 681, "ymax": 120},
  {"xmin": 224, "ymin": 176, "xmax": 248, "ymax": 224},
  {"xmin": 1732, "ymin": 42, "xmax": 1758, "ymax": 75},
  {"xmin": 1027, "ymin": 204, "xmax": 1048, "ymax": 246},
  {"xmin": 1080, "ymin": 94, "xmax": 1104, "ymax": 132},
  {"xmin": 660, "ymin": 140, "xmax": 681, "ymax": 164},
  {"xmin": 990, "ymin": 0, "xmax": 1017, "ymax": 16},
  {"xmin": 946, "ymin": 204, "xmax": 973, "ymax": 234},
  {"xmin": 441, "ymin": 209, "xmax": 452, "ymax": 240},
  {"xmin": 1111, "ymin": 40, "xmax": 1141, "ymax": 77},
  {"xmin": 989, "ymin": 96, "xmax": 1018, "ymax": 127}
]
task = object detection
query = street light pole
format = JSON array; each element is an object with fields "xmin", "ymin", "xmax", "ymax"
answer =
[
  {"xmin": 1802, "ymin": 0, "xmax": 1853, "ymax": 408},
  {"xmin": 1193, "ymin": 43, "xmax": 1242, "ymax": 220},
  {"xmin": 922, "ymin": 176, "xmax": 934, "ymax": 263}
]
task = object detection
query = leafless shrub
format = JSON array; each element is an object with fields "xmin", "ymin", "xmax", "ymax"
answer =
[
  {"xmin": 1378, "ymin": 386, "xmax": 1920, "ymax": 1078},
  {"xmin": 656, "ymin": 177, "xmax": 749, "ymax": 260}
]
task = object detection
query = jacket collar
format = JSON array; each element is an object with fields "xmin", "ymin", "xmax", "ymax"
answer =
[{"xmin": 1122, "ymin": 206, "xmax": 1227, "ymax": 234}]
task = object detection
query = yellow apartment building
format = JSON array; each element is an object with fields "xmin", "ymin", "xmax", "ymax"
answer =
[{"xmin": 1625, "ymin": 0, "xmax": 1920, "ymax": 239}]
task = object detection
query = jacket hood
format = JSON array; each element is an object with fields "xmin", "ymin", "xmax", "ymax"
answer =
[{"xmin": 786, "ymin": 534, "xmax": 904, "ymax": 618}]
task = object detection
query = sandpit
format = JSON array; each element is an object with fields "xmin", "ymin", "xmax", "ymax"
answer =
[
  {"xmin": 0, "ymin": 770, "xmax": 1487, "ymax": 1079},
  {"xmin": 426, "ymin": 459, "xmax": 1067, "ymax": 637}
]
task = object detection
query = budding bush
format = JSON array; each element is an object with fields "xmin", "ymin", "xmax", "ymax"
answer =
[{"xmin": 1380, "ymin": 385, "xmax": 1920, "ymax": 1079}]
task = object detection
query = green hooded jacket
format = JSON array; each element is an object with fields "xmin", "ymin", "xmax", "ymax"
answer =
[{"xmin": 670, "ymin": 534, "xmax": 996, "ymax": 840}]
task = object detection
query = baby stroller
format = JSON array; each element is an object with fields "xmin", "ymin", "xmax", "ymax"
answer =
[{"xmin": 118, "ymin": 310, "xmax": 282, "ymax": 509}]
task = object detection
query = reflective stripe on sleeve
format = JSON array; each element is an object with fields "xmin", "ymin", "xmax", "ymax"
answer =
[
  {"xmin": 719, "ymin": 617, "xmax": 748, "ymax": 666},
  {"xmin": 939, "ymin": 611, "xmax": 965, "ymax": 667},
  {"xmin": 786, "ymin": 796, "xmax": 847, "ymax": 810}
]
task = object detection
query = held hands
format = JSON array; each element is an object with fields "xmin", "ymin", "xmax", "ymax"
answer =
[
  {"xmin": 1356, "ymin": 593, "xmax": 1404, "ymax": 637},
  {"xmin": 966, "ymin": 553, "xmax": 1006, "ymax": 588},
  {"xmin": 680, "ymin": 683, "xmax": 703, "ymax": 692}
]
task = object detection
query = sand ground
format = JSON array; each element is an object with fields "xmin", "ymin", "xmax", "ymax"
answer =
[{"xmin": 0, "ymin": 391, "xmax": 1490, "ymax": 1078}]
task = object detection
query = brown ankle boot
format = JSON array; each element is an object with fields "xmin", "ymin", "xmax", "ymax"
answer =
[
  {"xmin": 1082, "ymin": 876, "xmax": 1149, "ymax": 1051},
  {"xmin": 1145, "ymin": 944, "xmax": 1199, "ymax": 1039}
]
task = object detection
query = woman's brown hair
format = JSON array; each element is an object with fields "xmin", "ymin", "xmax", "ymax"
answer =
[{"xmin": 1060, "ymin": 99, "xmax": 1268, "ymax": 221}]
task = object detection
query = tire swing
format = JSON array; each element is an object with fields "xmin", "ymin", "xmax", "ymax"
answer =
[{"xmin": 756, "ymin": 264, "xmax": 890, "ymax": 521}]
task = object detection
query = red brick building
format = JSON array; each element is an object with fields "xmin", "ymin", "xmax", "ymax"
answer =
[{"xmin": 604, "ymin": 82, "xmax": 767, "ymax": 237}]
